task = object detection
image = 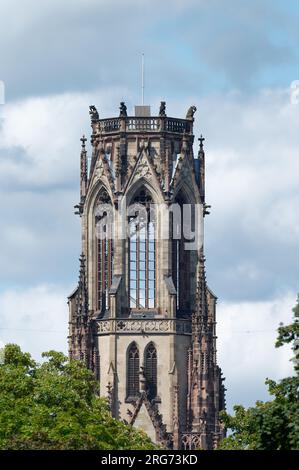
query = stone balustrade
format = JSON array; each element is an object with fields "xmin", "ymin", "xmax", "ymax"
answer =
[
  {"xmin": 97, "ymin": 116, "xmax": 192, "ymax": 135},
  {"xmin": 96, "ymin": 318, "xmax": 192, "ymax": 335}
]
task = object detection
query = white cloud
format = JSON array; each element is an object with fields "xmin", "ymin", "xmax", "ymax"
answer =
[
  {"xmin": 217, "ymin": 291, "xmax": 296, "ymax": 412},
  {"xmin": 0, "ymin": 88, "xmax": 130, "ymax": 188},
  {"xmin": 0, "ymin": 188, "xmax": 80, "ymax": 285},
  {"xmin": 0, "ymin": 284, "xmax": 69, "ymax": 361},
  {"xmin": 0, "ymin": 0, "xmax": 295, "ymax": 101},
  {"xmin": 0, "ymin": 0, "xmax": 179, "ymax": 100},
  {"xmin": 195, "ymin": 87, "xmax": 299, "ymax": 300},
  {"xmin": 200, "ymin": 88, "xmax": 299, "ymax": 219}
]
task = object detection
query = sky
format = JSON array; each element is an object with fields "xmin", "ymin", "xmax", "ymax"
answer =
[{"xmin": 0, "ymin": 0, "xmax": 298, "ymax": 412}]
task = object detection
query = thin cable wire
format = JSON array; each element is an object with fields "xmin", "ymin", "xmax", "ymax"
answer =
[{"xmin": 0, "ymin": 327, "xmax": 66, "ymax": 334}]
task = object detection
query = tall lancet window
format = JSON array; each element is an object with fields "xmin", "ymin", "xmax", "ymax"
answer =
[
  {"xmin": 95, "ymin": 187, "xmax": 113, "ymax": 313},
  {"xmin": 172, "ymin": 193, "xmax": 192, "ymax": 314},
  {"xmin": 127, "ymin": 342, "xmax": 140, "ymax": 399},
  {"xmin": 128, "ymin": 187, "xmax": 156, "ymax": 309},
  {"xmin": 144, "ymin": 342, "xmax": 157, "ymax": 400}
]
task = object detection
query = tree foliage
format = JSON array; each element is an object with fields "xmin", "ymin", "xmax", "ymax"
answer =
[
  {"xmin": 0, "ymin": 345, "xmax": 156, "ymax": 450},
  {"xmin": 219, "ymin": 296, "xmax": 299, "ymax": 450}
]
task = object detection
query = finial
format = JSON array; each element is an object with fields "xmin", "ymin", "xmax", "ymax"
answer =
[
  {"xmin": 80, "ymin": 134, "xmax": 87, "ymax": 149},
  {"xmin": 159, "ymin": 101, "xmax": 166, "ymax": 117},
  {"xmin": 119, "ymin": 102, "xmax": 127, "ymax": 117},
  {"xmin": 198, "ymin": 134, "xmax": 205, "ymax": 152}
]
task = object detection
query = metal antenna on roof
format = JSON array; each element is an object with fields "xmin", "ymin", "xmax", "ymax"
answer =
[{"xmin": 141, "ymin": 53, "xmax": 145, "ymax": 105}]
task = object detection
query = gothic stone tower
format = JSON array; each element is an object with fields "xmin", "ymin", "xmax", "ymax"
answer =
[{"xmin": 68, "ymin": 102, "xmax": 225, "ymax": 449}]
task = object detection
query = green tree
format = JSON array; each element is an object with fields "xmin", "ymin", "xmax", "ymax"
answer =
[
  {"xmin": 0, "ymin": 344, "xmax": 156, "ymax": 450},
  {"xmin": 219, "ymin": 295, "xmax": 299, "ymax": 450}
]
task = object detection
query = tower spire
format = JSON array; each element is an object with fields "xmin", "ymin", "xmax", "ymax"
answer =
[
  {"xmin": 198, "ymin": 134, "xmax": 205, "ymax": 153},
  {"xmin": 80, "ymin": 134, "xmax": 88, "ymax": 200},
  {"xmin": 186, "ymin": 252, "xmax": 225, "ymax": 449},
  {"xmin": 198, "ymin": 134, "xmax": 206, "ymax": 204}
]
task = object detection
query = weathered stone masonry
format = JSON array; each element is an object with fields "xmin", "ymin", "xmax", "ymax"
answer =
[{"xmin": 68, "ymin": 101, "xmax": 226, "ymax": 449}]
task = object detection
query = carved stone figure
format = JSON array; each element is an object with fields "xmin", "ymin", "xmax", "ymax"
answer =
[
  {"xmin": 89, "ymin": 105, "xmax": 99, "ymax": 122},
  {"xmin": 159, "ymin": 101, "xmax": 166, "ymax": 117},
  {"xmin": 186, "ymin": 105, "xmax": 197, "ymax": 119},
  {"xmin": 119, "ymin": 101, "xmax": 127, "ymax": 117}
]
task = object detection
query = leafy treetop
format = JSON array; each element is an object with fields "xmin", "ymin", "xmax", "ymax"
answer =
[{"xmin": 0, "ymin": 344, "xmax": 156, "ymax": 450}]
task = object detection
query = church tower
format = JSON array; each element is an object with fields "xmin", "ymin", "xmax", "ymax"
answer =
[{"xmin": 68, "ymin": 102, "xmax": 225, "ymax": 449}]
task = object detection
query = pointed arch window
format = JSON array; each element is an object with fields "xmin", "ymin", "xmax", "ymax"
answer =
[
  {"xmin": 127, "ymin": 342, "xmax": 140, "ymax": 399},
  {"xmin": 171, "ymin": 192, "xmax": 193, "ymax": 314},
  {"xmin": 144, "ymin": 343, "xmax": 157, "ymax": 400},
  {"xmin": 128, "ymin": 187, "xmax": 156, "ymax": 309},
  {"xmin": 95, "ymin": 188, "xmax": 113, "ymax": 313}
]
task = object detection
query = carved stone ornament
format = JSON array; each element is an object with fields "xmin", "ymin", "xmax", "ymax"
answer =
[
  {"xmin": 133, "ymin": 153, "xmax": 152, "ymax": 180},
  {"xmin": 186, "ymin": 105, "xmax": 197, "ymax": 120}
]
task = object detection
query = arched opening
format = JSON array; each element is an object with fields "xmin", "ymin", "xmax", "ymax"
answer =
[
  {"xmin": 172, "ymin": 190, "xmax": 194, "ymax": 314},
  {"xmin": 95, "ymin": 187, "xmax": 113, "ymax": 314},
  {"xmin": 128, "ymin": 186, "xmax": 156, "ymax": 310},
  {"xmin": 127, "ymin": 342, "xmax": 140, "ymax": 399},
  {"xmin": 144, "ymin": 342, "xmax": 157, "ymax": 400}
]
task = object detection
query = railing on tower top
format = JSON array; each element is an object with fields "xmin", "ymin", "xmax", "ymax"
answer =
[
  {"xmin": 99, "ymin": 118, "xmax": 120, "ymax": 133},
  {"xmin": 98, "ymin": 116, "xmax": 192, "ymax": 134},
  {"xmin": 127, "ymin": 117, "xmax": 160, "ymax": 131}
]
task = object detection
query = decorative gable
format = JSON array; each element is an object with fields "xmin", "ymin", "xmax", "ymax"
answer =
[{"xmin": 133, "ymin": 403, "xmax": 157, "ymax": 443}]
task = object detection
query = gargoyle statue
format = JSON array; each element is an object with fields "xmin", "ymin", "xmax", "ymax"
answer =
[
  {"xmin": 89, "ymin": 105, "xmax": 99, "ymax": 122},
  {"xmin": 186, "ymin": 105, "xmax": 197, "ymax": 119}
]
